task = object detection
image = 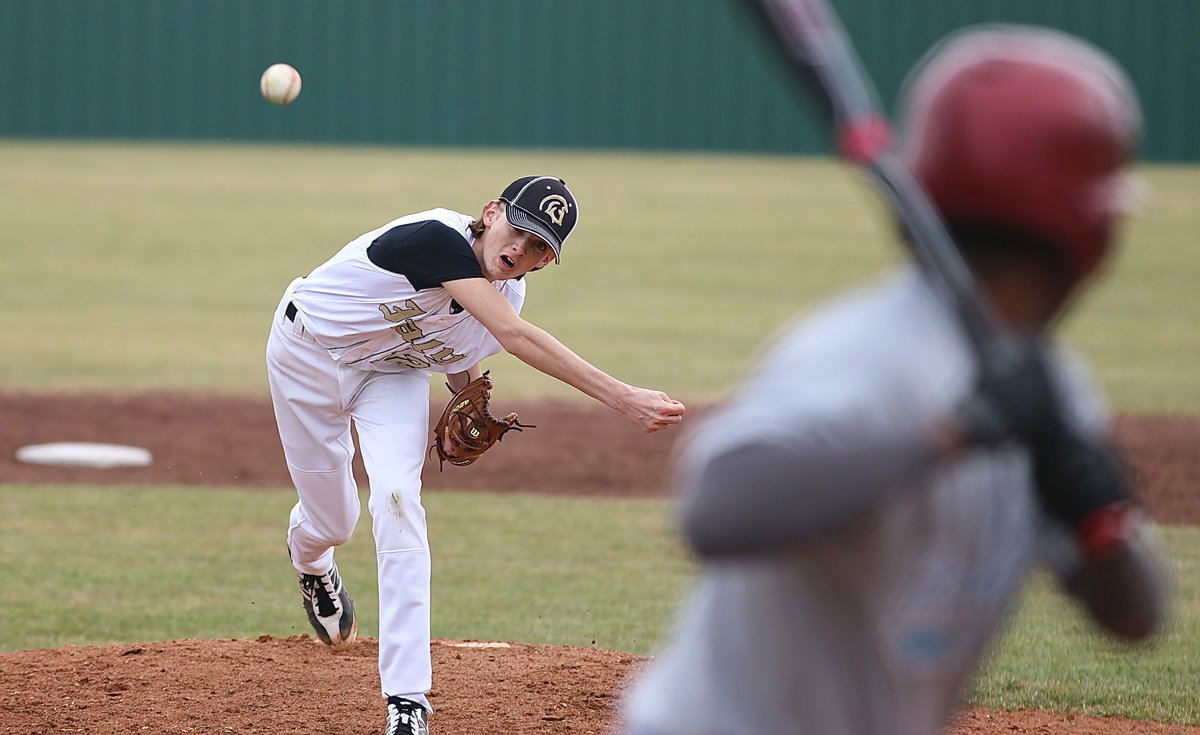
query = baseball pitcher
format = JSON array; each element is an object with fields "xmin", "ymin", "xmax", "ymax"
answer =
[{"xmin": 266, "ymin": 176, "xmax": 685, "ymax": 735}]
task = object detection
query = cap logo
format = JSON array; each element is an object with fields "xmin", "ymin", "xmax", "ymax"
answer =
[{"xmin": 539, "ymin": 195, "xmax": 571, "ymax": 226}]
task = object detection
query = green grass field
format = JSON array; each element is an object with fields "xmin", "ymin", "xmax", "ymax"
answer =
[
  {"xmin": 0, "ymin": 485, "xmax": 694, "ymax": 656},
  {"xmin": 2, "ymin": 140, "xmax": 1198, "ymax": 723},
  {"xmin": 1, "ymin": 140, "xmax": 1197, "ymax": 410}
]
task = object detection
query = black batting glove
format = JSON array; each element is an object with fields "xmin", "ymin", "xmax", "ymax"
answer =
[
  {"xmin": 1033, "ymin": 431, "xmax": 1136, "ymax": 559},
  {"xmin": 955, "ymin": 337, "xmax": 1137, "ymax": 558},
  {"xmin": 954, "ymin": 337, "xmax": 1064, "ymax": 447}
]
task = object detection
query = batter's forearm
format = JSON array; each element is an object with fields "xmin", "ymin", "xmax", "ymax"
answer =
[
  {"xmin": 683, "ymin": 426, "xmax": 944, "ymax": 557},
  {"xmin": 1066, "ymin": 528, "xmax": 1168, "ymax": 642}
]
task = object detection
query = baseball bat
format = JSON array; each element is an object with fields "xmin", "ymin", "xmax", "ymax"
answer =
[{"xmin": 738, "ymin": 0, "xmax": 1001, "ymax": 354}]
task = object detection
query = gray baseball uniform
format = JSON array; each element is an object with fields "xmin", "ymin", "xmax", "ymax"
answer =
[{"xmin": 622, "ymin": 267, "xmax": 1104, "ymax": 735}]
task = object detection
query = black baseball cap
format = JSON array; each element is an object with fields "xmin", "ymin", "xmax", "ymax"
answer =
[{"xmin": 498, "ymin": 176, "xmax": 578, "ymax": 263}]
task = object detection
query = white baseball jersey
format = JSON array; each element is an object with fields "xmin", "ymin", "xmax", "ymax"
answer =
[
  {"xmin": 290, "ymin": 207, "xmax": 524, "ymax": 374},
  {"xmin": 623, "ymin": 267, "xmax": 1106, "ymax": 735}
]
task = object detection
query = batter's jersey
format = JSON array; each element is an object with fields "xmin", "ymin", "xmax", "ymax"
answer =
[
  {"xmin": 289, "ymin": 208, "xmax": 524, "ymax": 374},
  {"xmin": 623, "ymin": 268, "xmax": 1106, "ymax": 735}
]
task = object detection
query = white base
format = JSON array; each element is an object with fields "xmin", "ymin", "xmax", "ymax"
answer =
[{"xmin": 16, "ymin": 442, "xmax": 153, "ymax": 468}]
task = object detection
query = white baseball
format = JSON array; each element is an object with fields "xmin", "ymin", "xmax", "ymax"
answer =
[{"xmin": 260, "ymin": 63, "xmax": 302, "ymax": 105}]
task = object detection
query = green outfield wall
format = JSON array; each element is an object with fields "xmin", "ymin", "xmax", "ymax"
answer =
[{"xmin": 0, "ymin": 0, "xmax": 1194, "ymax": 161}]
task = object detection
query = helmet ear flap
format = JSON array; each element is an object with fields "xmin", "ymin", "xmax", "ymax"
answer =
[{"xmin": 900, "ymin": 25, "xmax": 1141, "ymax": 284}]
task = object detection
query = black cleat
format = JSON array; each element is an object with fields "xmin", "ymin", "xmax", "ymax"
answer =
[
  {"xmin": 298, "ymin": 563, "xmax": 357, "ymax": 648},
  {"xmin": 385, "ymin": 696, "xmax": 429, "ymax": 735}
]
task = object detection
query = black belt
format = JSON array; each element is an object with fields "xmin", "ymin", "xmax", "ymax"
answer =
[{"xmin": 285, "ymin": 301, "xmax": 297, "ymax": 322}]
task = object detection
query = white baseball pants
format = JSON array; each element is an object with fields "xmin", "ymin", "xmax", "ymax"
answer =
[{"xmin": 266, "ymin": 283, "xmax": 433, "ymax": 708}]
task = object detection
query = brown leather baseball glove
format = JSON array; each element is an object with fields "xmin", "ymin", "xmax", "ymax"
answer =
[{"xmin": 430, "ymin": 372, "xmax": 533, "ymax": 469}]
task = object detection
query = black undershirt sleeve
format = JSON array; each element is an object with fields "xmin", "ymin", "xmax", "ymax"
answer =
[{"xmin": 366, "ymin": 220, "xmax": 483, "ymax": 290}]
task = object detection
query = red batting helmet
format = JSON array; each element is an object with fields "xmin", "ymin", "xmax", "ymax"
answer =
[{"xmin": 899, "ymin": 25, "xmax": 1142, "ymax": 282}]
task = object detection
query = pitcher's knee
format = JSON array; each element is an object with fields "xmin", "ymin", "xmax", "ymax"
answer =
[
  {"xmin": 313, "ymin": 519, "xmax": 357, "ymax": 547},
  {"xmin": 370, "ymin": 507, "xmax": 427, "ymax": 552},
  {"xmin": 325, "ymin": 529, "xmax": 355, "ymax": 547},
  {"xmin": 292, "ymin": 515, "xmax": 358, "ymax": 549}
]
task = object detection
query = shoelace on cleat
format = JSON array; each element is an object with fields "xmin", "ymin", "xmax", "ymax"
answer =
[
  {"xmin": 300, "ymin": 568, "xmax": 342, "ymax": 618},
  {"xmin": 386, "ymin": 699, "xmax": 427, "ymax": 735}
]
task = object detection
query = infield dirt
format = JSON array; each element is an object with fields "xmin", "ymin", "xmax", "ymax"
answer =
[{"xmin": 2, "ymin": 390, "xmax": 1197, "ymax": 734}]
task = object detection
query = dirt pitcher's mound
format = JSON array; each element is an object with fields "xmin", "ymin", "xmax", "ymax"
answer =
[
  {"xmin": 0, "ymin": 636, "xmax": 640, "ymax": 735},
  {"xmin": 3, "ymin": 636, "xmax": 1199, "ymax": 735}
]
